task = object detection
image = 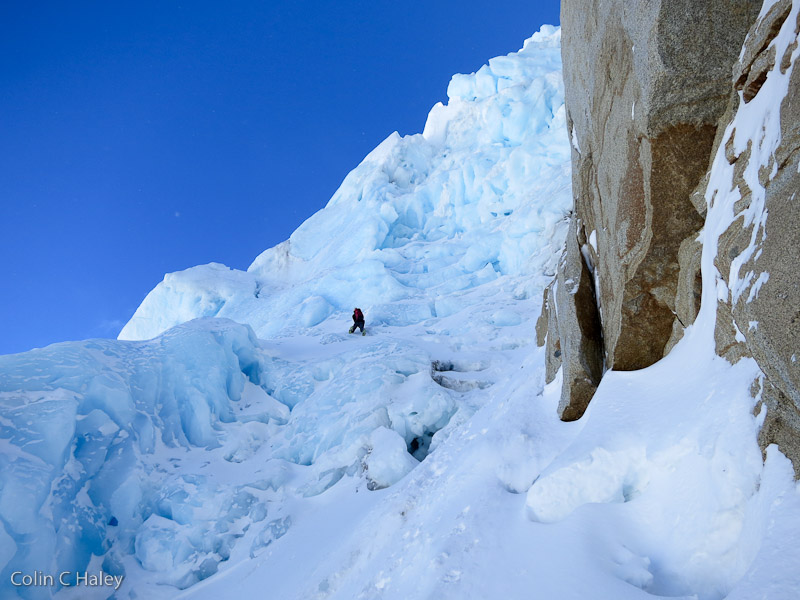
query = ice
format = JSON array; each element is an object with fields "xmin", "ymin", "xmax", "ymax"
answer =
[
  {"xmin": 118, "ymin": 25, "xmax": 570, "ymax": 344},
  {"xmin": 0, "ymin": 26, "xmax": 573, "ymax": 597},
  {"xmin": 0, "ymin": 521, "xmax": 15, "ymax": 576},
  {"xmin": 134, "ymin": 515, "xmax": 194, "ymax": 573},
  {"xmin": 490, "ymin": 309, "xmax": 522, "ymax": 326},
  {"xmin": 364, "ymin": 427, "xmax": 419, "ymax": 490},
  {"xmin": 0, "ymin": 319, "xmax": 268, "ymax": 595},
  {"xmin": 119, "ymin": 264, "xmax": 258, "ymax": 342}
]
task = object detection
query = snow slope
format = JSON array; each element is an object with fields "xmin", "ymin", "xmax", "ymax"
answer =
[
  {"xmin": 2, "ymin": 21, "xmax": 800, "ymax": 600},
  {"xmin": 118, "ymin": 27, "xmax": 569, "ymax": 343}
]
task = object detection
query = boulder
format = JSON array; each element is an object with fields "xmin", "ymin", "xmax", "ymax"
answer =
[{"xmin": 553, "ymin": 217, "xmax": 604, "ymax": 421}]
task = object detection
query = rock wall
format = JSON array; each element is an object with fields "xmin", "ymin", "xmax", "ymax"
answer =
[
  {"xmin": 710, "ymin": 0, "xmax": 800, "ymax": 476},
  {"xmin": 536, "ymin": 215, "xmax": 604, "ymax": 420},
  {"xmin": 543, "ymin": 0, "xmax": 800, "ymax": 474},
  {"xmin": 560, "ymin": 0, "xmax": 759, "ymax": 373}
]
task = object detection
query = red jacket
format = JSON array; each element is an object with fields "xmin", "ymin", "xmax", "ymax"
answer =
[{"xmin": 353, "ymin": 308, "xmax": 364, "ymax": 322}]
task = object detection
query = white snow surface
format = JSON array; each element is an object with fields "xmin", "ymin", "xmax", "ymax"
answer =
[{"xmin": 2, "ymin": 21, "xmax": 800, "ymax": 600}]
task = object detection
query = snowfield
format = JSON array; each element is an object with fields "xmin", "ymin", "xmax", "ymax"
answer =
[{"xmin": 2, "ymin": 23, "xmax": 799, "ymax": 600}]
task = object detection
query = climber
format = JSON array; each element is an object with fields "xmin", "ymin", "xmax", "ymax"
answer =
[{"xmin": 349, "ymin": 307, "xmax": 366, "ymax": 335}]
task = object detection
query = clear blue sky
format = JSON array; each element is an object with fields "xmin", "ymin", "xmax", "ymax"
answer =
[{"xmin": 0, "ymin": 1, "xmax": 561, "ymax": 355}]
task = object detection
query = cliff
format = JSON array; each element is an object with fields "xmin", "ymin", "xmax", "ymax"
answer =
[{"xmin": 543, "ymin": 0, "xmax": 800, "ymax": 476}]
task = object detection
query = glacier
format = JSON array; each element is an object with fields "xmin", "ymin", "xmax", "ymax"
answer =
[
  {"xmin": 2, "ymin": 23, "xmax": 800, "ymax": 600},
  {"xmin": 118, "ymin": 26, "xmax": 569, "ymax": 343}
]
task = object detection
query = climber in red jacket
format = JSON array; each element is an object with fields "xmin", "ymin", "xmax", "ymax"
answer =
[{"xmin": 349, "ymin": 308, "xmax": 365, "ymax": 335}]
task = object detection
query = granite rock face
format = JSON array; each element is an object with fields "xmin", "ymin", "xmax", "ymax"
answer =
[
  {"xmin": 539, "ymin": 0, "xmax": 759, "ymax": 419},
  {"xmin": 554, "ymin": 217, "xmax": 604, "ymax": 420},
  {"xmin": 537, "ymin": 0, "xmax": 800, "ymax": 476},
  {"xmin": 710, "ymin": 0, "xmax": 800, "ymax": 475},
  {"xmin": 560, "ymin": 0, "xmax": 759, "ymax": 371},
  {"xmin": 537, "ymin": 215, "xmax": 604, "ymax": 420},
  {"xmin": 542, "ymin": 0, "xmax": 799, "ymax": 473}
]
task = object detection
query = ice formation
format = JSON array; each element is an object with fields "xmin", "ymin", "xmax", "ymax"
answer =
[
  {"xmin": 118, "ymin": 25, "xmax": 569, "ymax": 343},
  {"xmin": 1, "ymin": 22, "xmax": 799, "ymax": 600}
]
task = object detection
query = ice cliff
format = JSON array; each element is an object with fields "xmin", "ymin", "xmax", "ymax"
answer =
[{"xmin": 118, "ymin": 26, "xmax": 568, "ymax": 343}]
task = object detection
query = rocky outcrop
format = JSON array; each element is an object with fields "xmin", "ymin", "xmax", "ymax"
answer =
[
  {"xmin": 538, "ymin": 0, "xmax": 760, "ymax": 417},
  {"xmin": 559, "ymin": 0, "xmax": 760, "ymax": 373},
  {"xmin": 535, "ymin": 283, "xmax": 562, "ymax": 385},
  {"xmin": 756, "ymin": 379, "xmax": 800, "ymax": 479},
  {"xmin": 664, "ymin": 232, "xmax": 703, "ymax": 354},
  {"xmin": 539, "ymin": 216, "xmax": 604, "ymax": 420},
  {"xmin": 710, "ymin": 0, "xmax": 800, "ymax": 475},
  {"xmin": 541, "ymin": 0, "xmax": 800, "ymax": 474}
]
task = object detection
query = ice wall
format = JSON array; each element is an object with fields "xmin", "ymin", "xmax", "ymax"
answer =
[{"xmin": 0, "ymin": 320, "xmax": 266, "ymax": 595}]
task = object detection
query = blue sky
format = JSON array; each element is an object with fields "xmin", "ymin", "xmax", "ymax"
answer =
[{"xmin": 0, "ymin": 1, "xmax": 561, "ymax": 355}]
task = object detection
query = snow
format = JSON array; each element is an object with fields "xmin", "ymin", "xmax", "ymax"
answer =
[
  {"xmin": 363, "ymin": 427, "xmax": 419, "ymax": 490},
  {"xmin": 119, "ymin": 24, "xmax": 570, "ymax": 344},
  {"xmin": 708, "ymin": 0, "xmax": 800, "ymax": 309},
  {"xmin": 588, "ymin": 229, "xmax": 598, "ymax": 252},
  {"xmin": 746, "ymin": 271, "xmax": 770, "ymax": 303},
  {"xmin": 526, "ymin": 340, "xmax": 768, "ymax": 598},
  {"xmin": 571, "ymin": 125, "xmax": 581, "ymax": 153},
  {"xmin": 2, "ymin": 17, "xmax": 800, "ymax": 600}
]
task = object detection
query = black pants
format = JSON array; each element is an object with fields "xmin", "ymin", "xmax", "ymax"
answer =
[{"xmin": 351, "ymin": 319, "xmax": 365, "ymax": 333}]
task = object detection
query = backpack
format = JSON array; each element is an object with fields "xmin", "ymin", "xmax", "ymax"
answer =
[{"xmin": 354, "ymin": 308, "xmax": 363, "ymax": 321}]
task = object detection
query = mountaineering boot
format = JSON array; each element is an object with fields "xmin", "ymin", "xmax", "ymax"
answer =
[
  {"xmin": 362, "ymin": 329, "xmax": 366, "ymax": 336},
  {"xmin": 349, "ymin": 326, "xmax": 355, "ymax": 334}
]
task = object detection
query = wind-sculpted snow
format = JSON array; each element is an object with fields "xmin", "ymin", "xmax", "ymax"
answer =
[{"xmin": 119, "ymin": 25, "xmax": 570, "ymax": 343}]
